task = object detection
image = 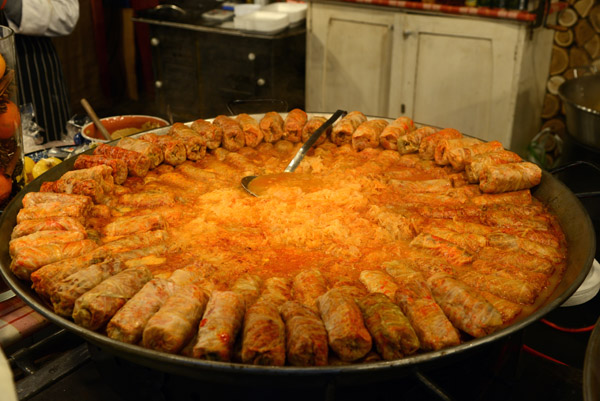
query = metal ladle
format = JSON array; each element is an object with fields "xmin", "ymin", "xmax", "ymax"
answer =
[{"xmin": 241, "ymin": 109, "xmax": 347, "ymax": 196}]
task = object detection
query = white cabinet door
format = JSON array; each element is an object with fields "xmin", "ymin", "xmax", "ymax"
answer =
[
  {"xmin": 397, "ymin": 14, "xmax": 525, "ymax": 146},
  {"xmin": 306, "ymin": 4, "xmax": 395, "ymax": 115}
]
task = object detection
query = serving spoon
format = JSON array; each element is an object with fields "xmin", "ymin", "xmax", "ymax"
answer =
[{"xmin": 241, "ymin": 109, "xmax": 347, "ymax": 197}]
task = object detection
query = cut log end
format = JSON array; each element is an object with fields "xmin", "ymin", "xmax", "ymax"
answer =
[
  {"xmin": 541, "ymin": 93, "xmax": 561, "ymax": 120},
  {"xmin": 554, "ymin": 29, "xmax": 574, "ymax": 47},
  {"xmin": 550, "ymin": 46, "xmax": 570, "ymax": 75}
]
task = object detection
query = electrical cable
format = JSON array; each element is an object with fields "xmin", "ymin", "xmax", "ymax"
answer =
[
  {"xmin": 540, "ymin": 318, "xmax": 596, "ymax": 333},
  {"xmin": 521, "ymin": 344, "xmax": 569, "ymax": 366}
]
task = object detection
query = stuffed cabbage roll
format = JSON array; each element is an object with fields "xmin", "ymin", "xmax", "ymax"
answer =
[
  {"xmin": 235, "ymin": 113, "xmax": 263, "ymax": 148},
  {"xmin": 358, "ymin": 270, "xmax": 399, "ymax": 300},
  {"xmin": 72, "ymin": 266, "xmax": 152, "ymax": 330},
  {"xmin": 213, "ymin": 115, "xmax": 245, "ymax": 151},
  {"xmin": 427, "ymin": 274, "xmax": 503, "ymax": 338},
  {"xmin": 142, "ymin": 284, "xmax": 209, "ymax": 353},
  {"xmin": 103, "ymin": 214, "xmax": 167, "ymax": 237},
  {"xmin": 447, "ymin": 141, "xmax": 504, "ymax": 171},
  {"xmin": 231, "ymin": 274, "xmax": 263, "ymax": 309},
  {"xmin": 479, "ymin": 162, "xmax": 542, "ymax": 194},
  {"xmin": 317, "ymin": 288, "xmax": 372, "ymax": 362},
  {"xmin": 410, "ymin": 233, "xmax": 473, "ymax": 266},
  {"xmin": 465, "ymin": 150, "xmax": 522, "ymax": 184},
  {"xmin": 379, "ymin": 117, "xmax": 413, "ymax": 150},
  {"xmin": 21, "ymin": 192, "xmax": 92, "ymax": 209},
  {"xmin": 487, "ymin": 233, "xmax": 564, "ymax": 264},
  {"xmin": 418, "ymin": 128, "xmax": 462, "ymax": 160},
  {"xmin": 192, "ymin": 291, "xmax": 245, "ymax": 362},
  {"xmin": 395, "ymin": 279, "xmax": 461, "ymax": 351},
  {"xmin": 471, "ymin": 190, "xmax": 532, "ymax": 207},
  {"xmin": 190, "ymin": 118, "xmax": 223, "ymax": 150},
  {"xmin": 168, "ymin": 123, "xmax": 207, "ymax": 161},
  {"xmin": 92, "ymin": 230, "xmax": 168, "ymax": 256},
  {"xmin": 16, "ymin": 202, "xmax": 89, "ymax": 224},
  {"xmin": 457, "ymin": 270, "xmax": 538, "ymax": 305},
  {"xmin": 73, "ymin": 154, "xmax": 128, "ymax": 184},
  {"xmin": 259, "ymin": 112, "xmax": 285, "ymax": 143},
  {"xmin": 477, "ymin": 247, "xmax": 554, "ymax": 276},
  {"xmin": 283, "ymin": 108, "xmax": 307, "ymax": 143},
  {"xmin": 331, "ymin": 111, "xmax": 366, "ymax": 146},
  {"xmin": 352, "ymin": 119, "xmax": 389, "ymax": 152},
  {"xmin": 51, "ymin": 258, "xmax": 126, "ymax": 317},
  {"xmin": 397, "ymin": 126, "xmax": 437, "ymax": 154},
  {"xmin": 11, "ymin": 216, "xmax": 86, "ymax": 240},
  {"xmin": 30, "ymin": 253, "xmax": 107, "ymax": 301},
  {"xmin": 10, "ymin": 239, "xmax": 98, "ymax": 280},
  {"xmin": 40, "ymin": 179, "xmax": 105, "ymax": 204},
  {"xmin": 357, "ymin": 293, "xmax": 420, "ymax": 359},
  {"xmin": 93, "ymin": 143, "xmax": 151, "ymax": 177},
  {"xmin": 419, "ymin": 227, "xmax": 488, "ymax": 254},
  {"xmin": 107, "ymin": 278, "xmax": 174, "ymax": 344},
  {"xmin": 9, "ymin": 230, "xmax": 86, "ymax": 257},
  {"xmin": 292, "ymin": 269, "xmax": 328, "ymax": 313},
  {"xmin": 434, "ymin": 137, "xmax": 482, "ymax": 166},
  {"xmin": 280, "ymin": 301, "xmax": 328, "ymax": 366},
  {"xmin": 258, "ymin": 277, "xmax": 291, "ymax": 306},
  {"xmin": 301, "ymin": 116, "xmax": 330, "ymax": 145},
  {"xmin": 138, "ymin": 133, "xmax": 187, "ymax": 166},
  {"xmin": 117, "ymin": 137, "xmax": 164, "ymax": 169},
  {"xmin": 241, "ymin": 300, "xmax": 286, "ymax": 366}
]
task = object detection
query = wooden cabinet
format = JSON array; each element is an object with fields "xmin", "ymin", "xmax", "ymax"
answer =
[
  {"xmin": 145, "ymin": 22, "xmax": 306, "ymax": 121},
  {"xmin": 307, "ymin": 1, "xmax": 554, "ymax": 153}
]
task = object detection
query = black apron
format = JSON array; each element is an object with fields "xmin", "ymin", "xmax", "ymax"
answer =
[{"xmin": 1, "ymin": 12, "xmax": 71, "ymax": 144}]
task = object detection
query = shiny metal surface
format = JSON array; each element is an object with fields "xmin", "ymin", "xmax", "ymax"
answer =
[
  {"xmin": 0, "ymin": 132, "xmax": 596, "ymax": 384},
  {"xmin": 558, "ymin": 75, "xmax": 600, "ymax": 151}
]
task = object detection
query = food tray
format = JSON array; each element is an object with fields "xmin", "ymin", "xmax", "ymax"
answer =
[
  {"xmin": 234, "ymin": 10, "xmax": 289, "ymax": 34},
  {"xmin": 262, "ymin": 2, "xmax": 307, "ymax": 26}
]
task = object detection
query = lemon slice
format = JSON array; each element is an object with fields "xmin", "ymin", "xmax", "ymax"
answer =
[
  {"xmin": 32, "ymin": 157, "xmax": 62, "ymax": 179},
  {"xmin": 23, "ymin": 156, "xmax": 35, "ymax": 183}
]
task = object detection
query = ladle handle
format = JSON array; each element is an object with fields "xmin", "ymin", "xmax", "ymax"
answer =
[
  {"xmin": 285, "ymin": 109, "xmax": 347, "ymax": 173},
  {"xmin": 80, "ymin": 98, "xmax": 111, "ymax": 141}
]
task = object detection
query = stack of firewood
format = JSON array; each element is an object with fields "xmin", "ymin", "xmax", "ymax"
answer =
[{"xmin": 541, "ymin": 0, "xmax": 599, "ymax": 138}]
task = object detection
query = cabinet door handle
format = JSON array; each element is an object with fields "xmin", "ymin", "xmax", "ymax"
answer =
[
  {"xmin": 248, "ymin": 52, "xmax": 256, "ymax": 61},
  {"xmin": 150, "ymin": 37, "xmax": 160, "ymax": 46},
  {"xmin": 403, "ymin": 30, "xmax": 415, "ymax": 38},
  {"xmin": 257, "ymin": 78, "xmax": 266, "ymax": 86},
  {"xmin": 154, "ymin": 81, "xmax": 163, "ymax": 89}
]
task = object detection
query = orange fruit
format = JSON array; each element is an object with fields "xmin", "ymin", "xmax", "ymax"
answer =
[
  {"xmin": 0, "ymin": 174, "xmax": 11, "ymax": 203},
  {"xmin": 0, "ymin": 53, "xmax": 5, "ymax": 79},
  {"xmin": 0, "ymin": 100, "xmax": 20, "ymax": 139}
]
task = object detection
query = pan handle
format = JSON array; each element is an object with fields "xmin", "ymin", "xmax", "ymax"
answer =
[{"xmin": 549, "ymin": 161, "xmax": 600, "ymax": 199}]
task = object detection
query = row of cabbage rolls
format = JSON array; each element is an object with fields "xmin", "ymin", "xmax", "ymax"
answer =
[{"xmin": 28, "ymin": 110, "xmax": 542, "ymax": 205}]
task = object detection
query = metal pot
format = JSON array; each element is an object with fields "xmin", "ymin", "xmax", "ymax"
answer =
[
  {"xmin": 558, "ymin": 74, "xmax": 600, "ymax": 151},
  {"xmin": 0, "ymin": 135, "xmax": 596, "ymax": 385}
]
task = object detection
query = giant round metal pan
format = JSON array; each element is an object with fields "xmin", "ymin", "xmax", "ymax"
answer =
[{"xmin": 0, "ymin": 124, "xmax": 596, "ymax": 387}]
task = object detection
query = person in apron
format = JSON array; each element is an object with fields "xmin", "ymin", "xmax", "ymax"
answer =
[{"xmin": 2, "ymin": 0, "xmax": 79, "ymax": 144}]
